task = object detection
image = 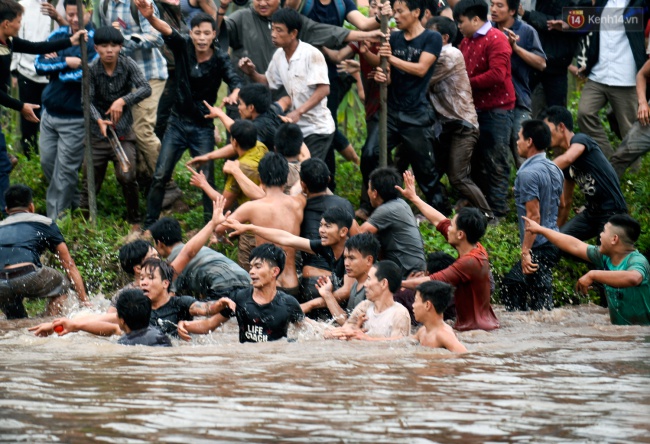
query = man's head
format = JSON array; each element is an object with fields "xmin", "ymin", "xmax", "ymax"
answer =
[
  {"xmin": 230, "ymin": 120, "xmax": 258, "ymax": 152},
  {"xmin": 426, "ymin": 251, "xmax": 455, "ymax": 274},
  {"xmin": 517, "ymin": 119, "xmax": 551, "ymax": 158},
  {"xmin": 421, "ymin": 0, "xmax": 450, "ymax": 25},
  {"xmin": 300, "ymin": 158, "xmax": 330, "ymax": 193},
  {"xmin": 271, "ymin": 7, "xmax": 301, "ymax": 49},
  {"xmin": 319, "ymin": 206, "xmax": 353, "ymax": 246},
  {"xmin": 447, "ymin": 207, "xmax": 487, "ymax": 247},
  {"xmin": 599, "ymin": 214, "xmax": 641, "ymax": 254},
  {"xmin": 189, "ymin": 13, "xmax": 217, "ymax": 55},
  {"xmin": 249, "ymin": 243, "xmax": 286, "ymax": 287},
  {"xmin": 393, "ymin": 0, "xmax": 424, "ymax": 30},
  {"xmin": 539, "ymin": 106, "xmax": 574, "ymax": 150},
  {"xmin": 139, "ymin": 258, "xmax": 174, "ymax": 303},
  {"xmin": 238, "ymin": 84, "xmax": 272, "ymax": 119},
  {"xmin": 344, "ymin": 233, "xmax": 380, "ymax": 280},
  {"xmin": 453, "ymin": 0, "xmax": 488, "ymax": 38},
  {"xmin": 4, "ymin": 184, "xmax": 34, "ymax": 213},
  {"xmin": 490, "ymin": 0, "xmax": 519, "ymax": 25},
  {"xmin": 258, "ymin": 152, "xmax": 289, "ymax": 188},
  {"xmin": 149, "ymin": 217, "xmax": 183, "ymax": 256},
  {"xmin": 94, "ymin": 26, "xmax": 124, "ymax": 65},
  {"xmin": 119, "ymin": 240, "xmax": 159, "ymax": 277},
  {"xmin": 426, "ymin": 16, "xmax": 457, "ymax": 44},
  {"xmin": 116, "ymin": 288, "xmax": 152, "ymax": 333},
  {"xmin": 364, "ymin": 260, "xmax": 402, "ymax": 302},
  {"xmin": 253, "ymin": 0, "xmax": 280, "ymax": 18},
  {"xmin": 274, "ymin": 123, "xmax": 303, "ymax": 159},
  {"xmin": 63, "ymin": 0, "xmax": 90, "ymax": 34},
  {"xmin": 0, "ymin": 0, "xmax": 24, "ymax": 37},
  {"xmin": 368, "ymin": 167, "xmax": 402, "ymax": 207},
  {"xmin": 413, "ymin": 280, "xmax": 453, "ymax": 321}
]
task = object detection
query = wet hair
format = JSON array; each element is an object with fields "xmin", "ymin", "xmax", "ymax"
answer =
[
  {"xmin": 0, "ymin": 0, "xmax": 24, "ymax": 22},
  {"xmin": 149, "ymin": 217, "xmax": 183, "ymax": 247},
  {"xmin": 373, "ymin": 260, "xmax": 402, "ymax": 294},
  {"xmin": 119, "ymin": 240, "xmax": 152, "ymax": 276},
  {"xmin": 258, "ymin": 152, "xmax": 289, "ymax": 187},
  {"xmin": 455, "ymin": 207, "xmax": 487, "ymax": 244},
  {"xmin": 395, "ymin": 0, "xmax": 425, "ymax": 19},
  {"xmin": 345, "ymin": 233, "xmax": 380, "ymax": 262},
  {"xmin": 322, "ymin": 206, "xmax": 353, "ymax": 230},
  {"xmin": 416, "ymin": 280, "xmax": 453, "ymax": 314},
  {"xmin": 230, "ymin": 120, "xmax": 258, "ymax": 151},
  {"xmin": 422, "ymin": 0, "xmax": 441, "ymax": 16},
  {"xmin": 426, "ymin": 16, "xmax": 457, "ymax": 42},
  {"xmin": 608, "ymin": 214, "xmax": 641, "ymax": 245},
  {"xmin": 190, "ymin": 12, "xmax": 216, "ymax": 30},
  {"xmin": 271, "ymin": 7, "xmax": 302, "ymax": 34},
  {"xmin": 238, "ymin": 84, "xmax": 271, "ymax": 115},
  {"xmin": 453, "ymin": 0, "xmax": 488, "ymax": 22},
  {"xmin": 4, "ymin": 184, "xmax": 32, "ymax": 210},
  {"xmin": 94, "ymin": 26, "xmax": 124, "ymax": 45},
  {"xmin": 141, "ymin": 258, "xmax": 175, "ymax": 283},
  {"xmin": 539, "ymin": 106, "xmax": 574, "ymax": 132},
  {"xmin": 299, "ymin": 158, "xmax": 330, "ymax": 193},
  {"xmin": 249, "ymin": 243, "xmax": 286, "ymax": 276},
  {"xmin": 521, "ymin": 119, "xmax": 551, "ymax": 152},
  {"xmin": 274, "ymin": 123, "xmax": 303, "ymax": 158},
  {"xmin": 369, "ymin": 167, "xmax": 401, "ymax": 202},
  {"xmin": 426, "ymin": 251, "xmax": 455, "ymax": 274},
  {"xmin": 506, "ymin": 0, "xmax": 520, "ymax": 13},
  {"xmin": 116, "ymin": 288, "xmax": 152, "ymax": 331}
]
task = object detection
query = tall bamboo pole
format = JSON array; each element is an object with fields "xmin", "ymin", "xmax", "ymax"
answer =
[
  {"xmin": 77, "ymin": 0, "xmax": 97, "ymax": 224},
  {"xmin": 378, "ymin": 0, "xmax": 389, "ymax": 167}
]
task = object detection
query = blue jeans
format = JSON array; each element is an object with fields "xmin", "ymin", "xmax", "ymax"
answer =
[
  {"xmin": 510, "ymin": 106, "xmax": 530, "ymax": 169},
  {"xmin": 0, "ymin": 126, "xmax": 11, "ymax": 217},
  {"xmin": 473, "ymin": 110, "xmax": 514, "ymax": 218},
  {"xmin": 145, "ymin": 116, "xmax": 215, "ymax": 227}
]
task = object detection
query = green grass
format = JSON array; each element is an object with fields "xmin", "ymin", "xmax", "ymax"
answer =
[{"xmin": 5, "ymin": 86, "xmax": 649, "ymax": 315}]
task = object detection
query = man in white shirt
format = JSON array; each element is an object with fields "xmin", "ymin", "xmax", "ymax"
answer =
[
  {"xmin": 238, "ymin": 7, "xmax": 335, "ymax": 169},
  {"xmin": 325, "ymin": 261, "xmax": 411, "ymax": 341},
  {"xmin": 576, "ymin": 0, "xmax": 646, "ymax": 159}
]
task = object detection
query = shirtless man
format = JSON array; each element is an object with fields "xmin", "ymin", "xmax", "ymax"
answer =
[
  {"xmin": 215, "ymin": 152, "xmax": 305, "ymax": 295},
  {"xmin": 411, "ymin": 280, "xmax": 467, "ymax": 352}
]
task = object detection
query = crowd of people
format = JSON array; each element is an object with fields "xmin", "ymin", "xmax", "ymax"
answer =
[{"xmin": 0, "ymin": 0, "xmax": 649, "ymax": 350}]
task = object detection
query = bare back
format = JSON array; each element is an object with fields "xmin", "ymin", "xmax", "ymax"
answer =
[{"xmin": 415, "ymin": 322, "xmax": 467, "ymax": 353}]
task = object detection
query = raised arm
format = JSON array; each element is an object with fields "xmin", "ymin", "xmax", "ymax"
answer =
[
  {"xmin": 396, "ymin": 170, "xmax": 446, "ymax": 226},
  {"xmin": 133, "ymin": 0, "xmax": 172, "ymax": 36},
  {"xmin": 522, "ymin": 216, "xmax": 590, "ymax": 261}
]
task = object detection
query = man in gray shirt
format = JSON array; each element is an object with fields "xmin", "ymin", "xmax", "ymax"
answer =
[
  {"xmin": 501, "ymin": 119, "xmax": 564, "ymax": 311},
  {"xmin": 358, "ymin": 167, "xmax": 426, "ymax": 278}
]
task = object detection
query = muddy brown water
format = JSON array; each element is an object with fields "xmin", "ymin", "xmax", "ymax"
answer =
[{"xmin": 1, "ymin": 303, "xmax": 649, "ymax": 443}]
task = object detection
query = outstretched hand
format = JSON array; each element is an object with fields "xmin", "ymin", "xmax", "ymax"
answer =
[
  {"xmin": 315, "ymin": 276, "xmax": 334, "ymax": 297},
  {"xmin": 186, "ymin": 165, "xmax": 209, "ymax": 190},
  {"xmin": 203, "ymin": 100, "xmax": 225, "ymax": 119},
  {"xmin": 222, "ymin": 218, "xmax": 248, "ymax": 237},
  {"xmin": 211, "ymin": 195, "xmax": 230, "ymax": 226},
  {"xmin": 395, "ymin": 170, "xmax": 417, "ymax": 201},
  {"xmin": 522, "ymin": 216, "xmax": 543, "ymax": 234},
  {"xmin": 133, "ymin": 0, "xmax": 155, "ymax": 18}
]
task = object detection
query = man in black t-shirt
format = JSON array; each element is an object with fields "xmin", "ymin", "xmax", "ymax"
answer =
[
  {"xmin": 373, "ymin": 0, "xmax": 447, "ymax": 212},
  {"xmin": 542, "ymin": 106, "xmax": 627, "ymax": 241},
  {"xmin": 0, "ymin": 185, "xmax": 88, "ymax": 319},
  {"xmin": 178, "ymin": 244, "xmax": 305, "ymax": 343}
]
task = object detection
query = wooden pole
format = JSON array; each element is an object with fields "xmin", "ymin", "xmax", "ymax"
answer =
[
  {"xmin": 77, "ymin": 0, "xmax": 97, "ymax": 225},
  {"xmin": 378, "ymin": 0, "xmax": 388, "ymax": 168}
]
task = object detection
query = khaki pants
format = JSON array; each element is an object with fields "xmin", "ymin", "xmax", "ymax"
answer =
[
  {"xmin": 577, "ymin": 80, "xmax": 636, "ymax": 159},
  {"xmin": 132, "ymin": 78, "xmax": 166, "ymax": 177}
]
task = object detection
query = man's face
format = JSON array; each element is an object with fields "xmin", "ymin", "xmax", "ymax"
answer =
[
  {"xmin": 448, "ymin": 214, "xmax": 461, "ymax": 247},
  {"xmin": 490, "ymin": 0, "xmax": 512, "ymax": 25},
  {"xmin": 249, "ymin": 258, "xmax": 278, "ymax": 288},
  {"xmin": 393, "ymin": 0, "xmax": 418, "ymax": 30},
  {"xmin": 237, "ymin": 97, "xmax": 254, "ymax": 120},
  {"xmin": 2, "ymin": 15, "xmax": 22, "ymax": 38},
  {"xmin": 139, "ymin": 267, "xmax": 168, "ymax": 303},
  {"xmin": 457, "ymin": 14, "xmax": 481, "ymax": 38},
  {"xmin": 598, "ymin": 223, "xmax": 618, "ymax": 255},
  {"xmin": 412, "ymin": 291, "xmax": 427, "ymax": 323},
  {"xmin": 95, "ymin": 42, "xmax": 121, "ymax": 64},
  {"xmin": 516, "ymin": 128, "xmax": 530, "ymax": 158},
  {"xmin": 368, "ymin": 0, "xmax": 379, "ymax": 18},
  {"xmin": 363, "ymin": 266, "xmax": 383, "ymax": 302},
  {"xmin": 253, "ymin": 0, "xmax": 280, "ymax": 17},
  {"xmin": 318, "ymin": 218, "xmax": 343, "ymax": 247},
  {"xmin": 190, "ymin": 22, "xmax": 216, "ymax": 55},
  {"xmin": 543, "ymin": 119, "xmax": 563, "ymax": 150},
  {"xmin": 271, "ymin": 22, "xmax": 296, "ymax": 48},
  {"xmin": 344, "ymin": 248, "xmax": 371, "ymax": 280},
  {"xmin": 65, "ymin": 5, "xmax": 84, "ymax": 33}
]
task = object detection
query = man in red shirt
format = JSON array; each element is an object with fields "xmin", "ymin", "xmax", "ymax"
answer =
[
  {"xmin": 454, "ymin": 0, "xmax": 515, "ymax": 221},
  {"xmin": 399, "ymin": 171, "xmax": 499, "ymax": 331}
]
